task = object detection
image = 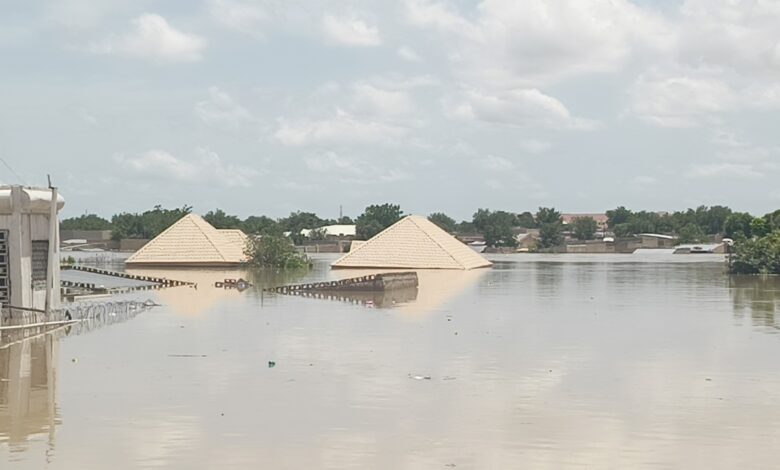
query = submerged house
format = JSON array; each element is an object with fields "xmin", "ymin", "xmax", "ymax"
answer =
[
  {"xmin": 331, "ymin": 215, "xmax": 492, "ymax": 270},
  {"xmin": 125, "ymin": 214, "xmax": 248, "ymax": 267}
]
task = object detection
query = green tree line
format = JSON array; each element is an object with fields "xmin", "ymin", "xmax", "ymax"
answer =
[{"xmin": 62, "ymin": 204, "xmax": 780, "ymax": 253}]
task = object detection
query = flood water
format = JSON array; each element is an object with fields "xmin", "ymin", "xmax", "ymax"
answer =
[{"xmin": 3, "ymin": 254, "xmax": 780, "ymax": 469}]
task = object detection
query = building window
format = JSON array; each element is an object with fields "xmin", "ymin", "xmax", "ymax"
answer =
[{"xmin": 32, "ymin": 240, "xmax": 49, "ymax": 290}]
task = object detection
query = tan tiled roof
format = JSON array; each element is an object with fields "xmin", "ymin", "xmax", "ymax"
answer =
[
  {"xmin": 331, "ymin": 215, "xmax": 492, "ymax": 270},
  {"xmin": 126, "ymin": 214, "xmax": 248, "ymax": 266}
]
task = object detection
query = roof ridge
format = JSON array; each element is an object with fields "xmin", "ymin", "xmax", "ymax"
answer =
[
  {"xmin": 189, "ymin": 214, "xmax": 230, "ymax": 262},
  {"xmin": 407, "ymin": 215, "xmax": 464, "ymax": 269},
  {"xmin": 128, "ymin": 213, "xmax": 197, "ymax": 261},
  {"xmin": 341, "ymin": 215, "xmax": 402, "ymax": 259}
]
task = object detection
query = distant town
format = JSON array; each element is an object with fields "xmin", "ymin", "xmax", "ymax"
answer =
[{"xmin": 59, "ymin": 203, "xmax": 780, "ymax": 256}]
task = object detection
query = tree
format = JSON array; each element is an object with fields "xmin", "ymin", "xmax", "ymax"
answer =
[
  {"xmin": 60, "ymin": 214, "xmax": 112, "ymax": 231},
  {"xmin": 572, "ymin": 216, "xmax": 597, "ymax": 240},
  {"xmin": 307, "ymin": 227, "xmax": 328, "ymax": 241},
  {"xmin": 472, "ymin": 209, "xmax": 517, "ymax": 247},
  {"xmin": 203, "ymin": 209, "xmax": 242, "ymax": 229},
  {"xmin": 750, "ymin": 218, "xmax": 770, "ymax": 238},
  {"xmin": 242, "ymin": 216, "xmax": 280, "ymax": 235},
  {"xmin": 677, "ymin": 223, "xmax": 707, "ymax": 244},
  {"xmin": 111, "ymin": 205, "xmax": 191, "ymax": 240},
  {"xmin": 244, "ymin": 234, "xmax": 311, "ymax": 269},
  {"xmin": 724, "ymin": 212, "xmax": 753, "ymax": 239},
  {"xmin": 699, "ymin": 205, "xmax": 732, "ymax": 234},
  {"xmin": 279, "ymin": 211, "xmax": 324, "ymax": 244},
  {"xmin": 767, "ymin": 209, "xmax": 780, "ymax": 231},
  {"xmin": 455, "ymin": 221, "xmax": 478, "ymax": 235},
  {"xmin": 538, "ymin": 223, "xmax": 564, "ymax": 248},
  {"xmin": 535, "ymin": 207, "xmax": 561, "ymax": 225},
  {"xmin": 606, "ymin": 206, "xmax": 632, "ymax": 228},
  {"xmin": 729, "ymin": 230, "xmax": 780, "ymax": 274},
  {"xmin": 516, "ymin": 211, "xmax": 536, "ymax": 228},
  {"xmin": 356, "ymin": 203, "xmax": 403, "ymax": 239},
  {"xmin": 535, "ymin": 207, "xmax": 563, "ymax": 249},
  {"xmin": 428, "ymin": 212, "xmax": 457, "ymax": 233},
  {"xmin": 337, "ymin": 216, "xmax": 354, "ymax": 224}
]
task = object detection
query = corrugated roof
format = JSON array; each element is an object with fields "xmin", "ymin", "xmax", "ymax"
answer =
[
  {"xmin": 331, "ymin": 215, "xmax": 492, "ymax": 270},
  {"xmin": 126, "ymin": 214, "xmax": 248, "ymax": 266}
]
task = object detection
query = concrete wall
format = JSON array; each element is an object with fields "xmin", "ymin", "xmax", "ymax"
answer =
[
  {"xmin": 0, "ymin": 186, "xmax": 61, "ymax": 316},
  {"xmin": 60, "ymin": 229, "xmax": 112, "ymax": 242},
  {"xmin": 566, "ymin": 241, "xmax": 615, "ymax": 253}
]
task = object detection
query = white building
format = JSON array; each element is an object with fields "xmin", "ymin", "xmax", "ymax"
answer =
[
  {"xmin": 300, "ymin": 224, "xmax": 356, "ymax": 238},
  {"xmin": 0, "ymin": 186, "xmax": 64, "ymax": 315}
]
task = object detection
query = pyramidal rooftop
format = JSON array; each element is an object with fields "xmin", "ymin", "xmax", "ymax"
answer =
[
  {"xmin": 331, "ymin": 215, "xmax": 492, "ymax": 270},
  {"xmin": 125, "ymin": 214, "xmax": 248, "ymax": 267}
]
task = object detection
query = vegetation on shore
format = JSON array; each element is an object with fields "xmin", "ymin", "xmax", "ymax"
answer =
[
  {"xmin": 244, "ymin": 234, "xmax": 311, "ymax": 269},
  {"xmin": 62, "ymin": 204, "xmax": 780, "ymax": 253},
  {"xmin": 729, "ymin": 231, "xmax": 780, "ymax": 275}
]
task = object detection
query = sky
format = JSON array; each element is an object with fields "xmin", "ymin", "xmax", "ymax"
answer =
[{"xmin": 1, "ymin": 0, "xmax": 779, "ymax": 221}]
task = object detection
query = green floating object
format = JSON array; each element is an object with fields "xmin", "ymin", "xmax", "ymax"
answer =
[{"xmin": 268, "ymin": 361, "xmax": 276, "ymax": 368}]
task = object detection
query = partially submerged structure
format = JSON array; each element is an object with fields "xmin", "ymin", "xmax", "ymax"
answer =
[
  {"xmin": 331, "ymin": 215, "xmax": 492, "ymax": 270},
  {"xmin": 125, "ymin": 214, "xmax": 248, "ymax": 267},
  {"xmin": 0, "ymin": 185, "xmax": 63, "ymax": 315}
]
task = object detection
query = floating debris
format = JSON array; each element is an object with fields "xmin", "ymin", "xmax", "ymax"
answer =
[
  {"xmin": 268, "ymin": 361, "xmax": 276, "ymax": 368},
  {"xmin": 409, "ymin": 374, "xmax": 431, "ymax": 380}
]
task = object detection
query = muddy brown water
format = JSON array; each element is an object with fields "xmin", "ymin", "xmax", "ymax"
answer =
[{"xmin": 2, "ymin": 254, "xmax": 780, "ymax": 469}]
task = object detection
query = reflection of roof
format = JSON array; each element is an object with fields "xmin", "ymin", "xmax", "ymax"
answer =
[
  {"xmin": 126, "ymin": 214, "xmax": 248, "ymax": 266},
  {"xmin": 300, "ymin": 224, "xmax": 356, "ymax": 237},
  {"xmin": 332, "ymin": 215, "xmax": 492, "ymax": 270},
  {"xmin": 126, "ymin": 268, "xmax": 248, "ymax": 315},
  {"xmin": 330, "ymin": 268, "xmax": 487, "ymax": 315}
]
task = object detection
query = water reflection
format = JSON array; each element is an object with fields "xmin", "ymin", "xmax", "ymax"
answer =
[
  {"xmin": 281, "ymin": 286, "xmax": 418, "ymax": 308},
  {"xmin": 126, "ymin": 268, "xmax": 312, "ymax": 315},
  {"xmin": 730, "ymin": 275, "xmax": 780, "ymax": 332},
  {"xmin": 0, "ymin": 334, "xmax": 59, "ymax": 450},
  {"xmin": 7, "ymin": 255, "xmax": 780, "ymax": 468},
  {"xmin": 328, "ymin": 269, "xmax": 486, "ymax": 315}
]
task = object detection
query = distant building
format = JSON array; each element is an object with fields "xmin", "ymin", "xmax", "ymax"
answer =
[
  {"xmin": 638, "ymin": 233, "xmax": 677, "ymax": 248},
  {"xmin": 673, "ymin": 243, "xmax": 726, "ymax": 254},
  {"xmin": 125, "ymin": 214, "xmax": 248, "ymax": 267},
  {"xmin": 300, "ymin": 224, "xmax": 356, "ymax": 239},
  {"xmin": 561, "ymin": 213, "xmax": 609, "ymax": 231},
  {"xmin": 332, "ymin": 215, "xmax": 492, "ymax": 270},
  {"xmin": 515, "ymin": 230, "xmax": 539, "ymax": 250}
]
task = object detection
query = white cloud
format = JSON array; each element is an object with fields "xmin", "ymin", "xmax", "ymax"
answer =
[
  {"xmin": 447, "ymin": 88, "xmax": 597, "ymax": 129},
  {"xmin": 195, "ymin": 87, "xmax": 253, "ymax": 129},
  {"xmin": 405, "ymin": 0, "xmax": 670, "ymax": 86},
  {"xmin": 688, "ymin": 163, "xmax": 763, "ymax": 180},
  {"xmin": 630, "ymin": 175, "xmax": 657, "ymax": 187},
  {"xmin": 518, "ymin": 139, "xmax": 551, "ymax": 154},
  {"xmin": 321, "ymin": 13, "xmax": 381, "ymax": 47},
  {"xmin": 208, "ymin": 0, "xmax": 268, "ymax": 37},
  {"xmin": 397, "ymin": 45, "xmax": 422, "ymax": 62},
  {"xmin": 476, "ymin": 155, "xmax": 514, "ymax": 171},
  {"xmin": 352, "ymin": 82, "xmax": 415, "ymax": 117},
  {"xmin": 117, "ymin": 149, "xmax": 258, "ymax": 187},
  {"xmin": 678, "ymin": 0, "xmax": 780, "ymax": 77},
  {"xmin": 404, "ymin": 0, "xmax": 473, "ymax": 34},
  {"xmin": 305, "ymin": 151, "xmax": 363, "ymax": 175},
  {"xmin": 629, "ymin": 71, "xmax": 738, "ymax": 128},
  {"xmin": 275, "ymin": 109, "xmax": 407, "ymax": 146},
  {"xmin": 90, "ymin": 14, "xmax": 206, "ymax": 63}
]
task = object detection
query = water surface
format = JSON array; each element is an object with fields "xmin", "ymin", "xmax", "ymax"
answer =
[{"xmin": 3, "ymin": 254, "xmax": 780, "ymax": 469}]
